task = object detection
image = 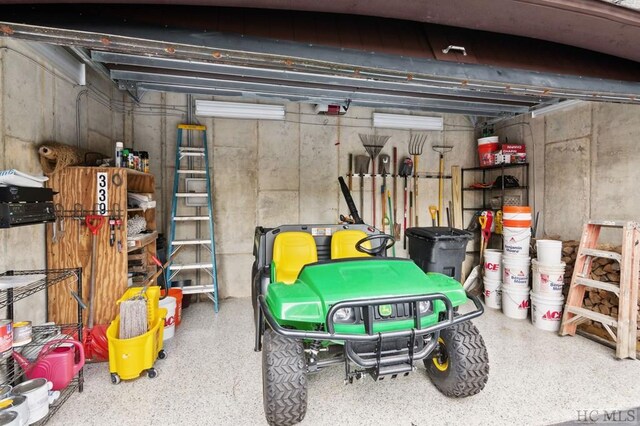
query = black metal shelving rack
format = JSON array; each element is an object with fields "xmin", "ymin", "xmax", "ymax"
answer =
[
  {"xmin": 461, "ymin": 162, "xmax": 529, "ymax": 214},
  {"xmin": 0, "ymin": 268, "xmax": 84, "ymax": 425},
  {"xmin": 461, "ymin": 163, "xmax": 529, "ymax": 254}
]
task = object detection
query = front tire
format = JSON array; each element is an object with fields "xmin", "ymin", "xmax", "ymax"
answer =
[
  {"xmin": 425, "ymin": 321, "xmax": 489, "ymax": 397},
  {"xmin": 262, "ymin": 329, "xmax": 308, "ymax": 426}
]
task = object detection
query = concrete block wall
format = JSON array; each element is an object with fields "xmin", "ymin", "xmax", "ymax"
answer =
[
  {"xmin": 494, "ymin": 101, "xmax": 640, "ymax": 243},
  {"xmin": 128, "ymin": 96, "xmax": 479, "ymax": 298},
  {"xmin": 0, "ymin": 40, "xmax": 124, "ymax": 322}
]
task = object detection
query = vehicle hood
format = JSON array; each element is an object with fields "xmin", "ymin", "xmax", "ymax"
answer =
[{"xmin": 265, "ymin": 258, "xmax": 468, "ymax": 324}]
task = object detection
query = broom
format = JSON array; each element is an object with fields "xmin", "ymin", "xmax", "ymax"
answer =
[{"xmin": 359, "ymin": 134, "xmax": 390, "ymax": 227}]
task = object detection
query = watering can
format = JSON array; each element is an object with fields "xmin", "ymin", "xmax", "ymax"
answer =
[{"xmin": 12, "ymin": 339, "xmax": 84, "ymax": 391}]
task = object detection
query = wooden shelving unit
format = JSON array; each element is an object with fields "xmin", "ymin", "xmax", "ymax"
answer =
[{"xmin": 46, "ymin": 167, "xmax": 157, "ymax": 325}]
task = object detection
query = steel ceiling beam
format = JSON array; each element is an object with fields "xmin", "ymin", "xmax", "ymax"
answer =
[
  {"xmin": 110, "ymin": 69, "xmax": 530, "ymax": 114},
  {"xmin": 91, "ymin": 51, "xmax": 539, "ymax": 106},
  {"xmin": 2, "ymin": 22, "xmax": 640, "ymax": 104},
  {"xmin": 135, "ymin": 82, "xmax": 507, "ymax": 117}
]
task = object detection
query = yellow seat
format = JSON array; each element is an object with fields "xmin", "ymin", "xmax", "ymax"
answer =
[
  {"xmin": 331, "ymin": 230, "xmax": 372, "ymax": 259},
  {"xmin": 272, "ymin": 232, "xmax": 318, "ymax": 284}
]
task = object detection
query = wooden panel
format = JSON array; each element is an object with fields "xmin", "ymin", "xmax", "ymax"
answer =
[
  {"xmin": 126, "ymin": 169, "xmax": 155, "ymax": 193},
  {"xmin": 46, "ymin": 167, "xmax": 156, "ymax": 325}
]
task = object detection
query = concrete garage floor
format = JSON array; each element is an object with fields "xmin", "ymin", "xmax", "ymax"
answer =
[{"xmin": 49, "ymin": 298, "xmax": 640, "ymax": 426}]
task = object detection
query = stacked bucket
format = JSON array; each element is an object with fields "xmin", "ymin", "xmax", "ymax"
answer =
[
  {"xmin": 500, "ymin": 206, "xmax": 532, "ymax": 319},
  {"xmin": 530, "ymin": 240, "xmax": 566, "ymax": 331}
]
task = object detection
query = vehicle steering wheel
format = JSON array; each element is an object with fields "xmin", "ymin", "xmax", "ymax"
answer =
[{"xmin": 355, "ymin": 234, "xmax": 396, "ymax": 256}]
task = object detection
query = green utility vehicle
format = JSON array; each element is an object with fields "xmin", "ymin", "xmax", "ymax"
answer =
[{"xmin": 252, "ymin": 224, "xmax": 489, "ymax": 426}]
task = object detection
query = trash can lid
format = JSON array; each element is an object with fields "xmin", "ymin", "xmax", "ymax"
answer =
[{"xmin": 405, "ymin": 227, "xmax": 473, "ymax": 241}]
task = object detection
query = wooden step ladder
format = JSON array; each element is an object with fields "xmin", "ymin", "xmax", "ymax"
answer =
[{"xmin": 559, "ymin": 220, "xmax": 640, "ymax": 359}]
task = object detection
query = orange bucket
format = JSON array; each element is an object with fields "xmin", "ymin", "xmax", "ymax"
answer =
[
  {"xmin": 503, "ymin": 219, "xmax": 531, "ymax": 228},
  {"xmin": 160, "ymin": 288, "xmax": 183, "ymax": 326},
  {"xmin": 503, "ymin": 206, "xmax": 531, "ymax": 214}
]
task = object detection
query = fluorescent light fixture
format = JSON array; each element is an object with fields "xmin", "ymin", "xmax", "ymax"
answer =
[
  {"xmin": 373, "ymin": 113, "xmax": 443, "ymax": 130},
  {"xmin": 530, "ymin": 100, "xmax": 583, "ymax": 118},
  {"xmin": 195, "ymin": 100, "xmax": 285, "ymax": 120},
  {"xmin": 26, "ymin": 42, "xmax": 86, "ymax": 85}
]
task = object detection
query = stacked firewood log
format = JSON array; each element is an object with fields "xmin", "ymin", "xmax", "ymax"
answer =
[{"xmin": 560, "ymin": 240, "xmax": 638, "ymax": 341}]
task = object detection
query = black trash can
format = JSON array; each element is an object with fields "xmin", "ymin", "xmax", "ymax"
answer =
[{"xmin": 405, "ymin": 227, "xmax": 472, "ymax": 281}]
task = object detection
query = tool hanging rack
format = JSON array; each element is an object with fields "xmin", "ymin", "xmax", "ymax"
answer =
[{"xmin": 344, "ymin": 173, "xmax": 452, "ymax": 179}]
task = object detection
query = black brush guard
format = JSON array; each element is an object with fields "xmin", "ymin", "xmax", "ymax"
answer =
[{"xmin": 259, "ymin": 292, "xmax": 483, "ymax": 376}]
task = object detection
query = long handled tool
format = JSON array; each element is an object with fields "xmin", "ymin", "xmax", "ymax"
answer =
[
  {"xmin": 359, "ymin": 134, "xmax": 390, "ymax": 227},
  {"xmin": 354, "ymin": 155, "xmax": 370, "ymax": 219},
  {"xmin": 378, "ymin": 154, "xmax": 390, "ymax": 232},
  {"xmin": 338, "ymin": 176, "xmax": 364, "ymax": 224},
  {"xmin": 387, "ymin": 190, "xmax": 396, "ymax": 257},
  {"xmin": 347, "ymin": 153, "xmax": 353, "ymax": 191},
  {"xmin": 429, "ymin": 205, "xmax": 438, "ymax": 226},
  {"xmin": 409, "ymin": 134, "xmax": 427, "ymax": 226},
  {"xmin": 392, "ymin": 147, "xmax": 400, "ymax": 239},
  {"xmin": 83, "ymin": 215, "xmax": 109, "ymax": 361},
  {"xmin": 399, "ymin": 157, "xmax": 413, "ymax": 249},
  {"xmin": 433, "ymin": 145, "xmax": 453, "ymax": 226}
]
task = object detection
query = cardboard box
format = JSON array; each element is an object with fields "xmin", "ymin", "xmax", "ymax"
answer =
[{"xmin": 501, "ymin": 144, "xmax": 526, "ymax": 154}]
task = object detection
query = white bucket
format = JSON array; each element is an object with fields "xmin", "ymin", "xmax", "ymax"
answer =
[
  {"xmin": 502, "ymin": 254, "xmax": 530, "ymax": 286},
  {"xmin": 532, "ymin": 259, "xmax": 566, "ymax": 295},
  {"xmin": 483, "ymin": 277, "xmax": 502, "ymax": 309},
  {"xmin": 503, "ymin": 212, "xmax": 532, "ymax": 222},
  {"xmin": 530, "ymin": 290, "xmax": 565, "ymax": 332},
  {"xmin": 159, "ymin": 296, "xmax": 177, "ymax": 340},
  {"xmin": 536, "ymin": 240, "xmax": 563, "ymax": 265},
  {"xmin": 483, "ymin": 249, "xmax": 503, "ymax": 281},
  {"xmin": 502, "ymin": 283, "xmax": 530, "ymax": 320},
  {"xmin": 503, "ymin": 226, "xmax": 531, "ymax": 256},
  {"xmin": 478, "ymin": 136, "xmax": 499, "ymax": 146}
]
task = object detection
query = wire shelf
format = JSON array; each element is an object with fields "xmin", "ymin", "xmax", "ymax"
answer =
[
  {"xmin": 33, "ymin": 378, "xmax": 80, "ymax": 426},
  {"xmin": 0, "ymin": 269, "xmax": 80, "ymax": 310},
  {"xmin": 0, "ymin": 324, "xmax": 82, "ymax": 386}
]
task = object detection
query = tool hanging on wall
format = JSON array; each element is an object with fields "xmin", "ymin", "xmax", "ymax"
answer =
[
  {"xmin": 338, "ymin": 176, "xmax": 364, "ymax": 225},
  {"xmin": 114, "ymin": 203, "xmax": 123, "ymax": 253},
  {"xmin": 387, "ymin": 190, "xmax": 396, "ymax": 257},
  {"xmin": 354, "ymin": 155, "xmax": 370, "ymax": 219},
  {"xmin": 429, "ymin": 205, "xmax": 438, "ymax": 226},
  {"xmin": 359, "ymin": 134, "xmax": 390, "ymax": 227},
  {"xmin": 392, "ymin": 147, "xmax": 400, "ymax": 240},
  {"xmin": 82, "ymin": 214, "xmax": 109, "ymax": 361},
  {"xmin": 433, "ymin": 145, "xmax": 453, "ymax": 226},
  {"xmin": 347, "ymin": 153, "xmax": 353, "ymax": 191},
  {"xmin": 409, "ymin": 134, "xmax": 427, "ymax": 227},
  {"xmin": 378, "ymin": 154, "xmax": 390, "ymax": 233},
  {"xmin": 399, "ymin": 157, "xmax": 413, "ymax": 249}
]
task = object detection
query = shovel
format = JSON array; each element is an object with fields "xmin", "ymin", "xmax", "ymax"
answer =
[
  {"xmin": 378, "ymin": 154, "xmax": 390, "ymax": 232},
  {"xmin": 464, "ymin": 213, "xmax": 490, "ymax": 294},
  {"xmin": 82, "ymin": 215, "xmax": 109, "ymax": 361},
  {"xmin": 354, "ymin": 155, "xmax": 370, "ymax": 221}
]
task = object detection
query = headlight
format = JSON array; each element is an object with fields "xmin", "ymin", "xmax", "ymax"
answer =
[
  {"xmin": 418, "ymin": 301, "xmax": 432, "ymax": 314},
  {"xmin": 333, "ymin": 307, "xmax": 355, "ymax": 323}
]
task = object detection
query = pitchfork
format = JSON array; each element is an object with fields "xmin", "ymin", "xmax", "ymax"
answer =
[{"xmin": 409, "ymin": 134, "xmax": 427, "ymax": 227}]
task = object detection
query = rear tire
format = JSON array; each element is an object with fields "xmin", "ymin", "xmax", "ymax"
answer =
[
  {"xmin": 262, "ymin": 329, "xmax": 308, "ymax": 426},
  {"xmin": 424, "ymin": 321, "xmax": 489, "ymax": 397}
]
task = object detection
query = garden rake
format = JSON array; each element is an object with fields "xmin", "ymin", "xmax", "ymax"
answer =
[
  {"xmin": 409, "ymin": 134, "xmax": 427, "ymax": 226},
  {"xmin": 359, "ymin": 134, "xmax": 390, "ymax": 227}
]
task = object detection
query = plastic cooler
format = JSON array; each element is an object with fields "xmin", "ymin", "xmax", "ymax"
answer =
[{"xmin": 405, "ymin": 227, "xmax": 472, "ymax": 281}]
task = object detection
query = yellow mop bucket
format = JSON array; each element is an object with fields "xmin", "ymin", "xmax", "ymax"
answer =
[{"xmin": 107, "ymin": 308, "xmax": 167, "ymax": 383}]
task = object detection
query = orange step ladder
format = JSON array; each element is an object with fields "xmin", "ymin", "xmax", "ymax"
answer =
[{"xmin": 559, "ymin": 220, "xmax": 640, "ymax": 359}]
